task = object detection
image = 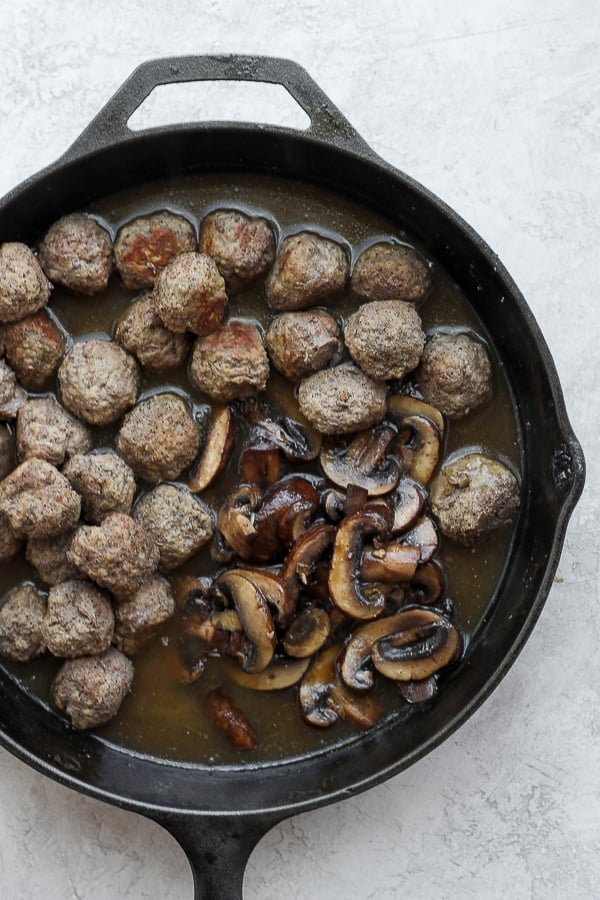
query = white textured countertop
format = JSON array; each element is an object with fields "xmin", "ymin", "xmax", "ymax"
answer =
[{"xmin": 0, "ymin": 1, "xmax": 597, "ymax": 898}]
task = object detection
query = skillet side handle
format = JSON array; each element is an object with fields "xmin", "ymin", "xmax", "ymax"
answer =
[
  {"xmin": 149, "ymin": 810, "xmax": 281, "ymax": 900},
  {"xmin": 60, "ymin": 54, "xmax": 376, "ymax": 162}
]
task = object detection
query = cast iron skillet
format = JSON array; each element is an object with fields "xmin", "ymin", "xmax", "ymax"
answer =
[{"xmin": 0, "ymin": 55, "xmax": 585, "ymax": 898}]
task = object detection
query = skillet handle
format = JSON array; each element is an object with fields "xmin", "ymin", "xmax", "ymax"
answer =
[{"xmin": 62, "ymin": 54, "xmax": 375, "ymax": 161}]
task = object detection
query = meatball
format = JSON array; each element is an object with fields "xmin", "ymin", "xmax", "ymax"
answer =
[
  {"xmin": 114, "ymin": 211, "xmax": 196, "ymax": 290},
  {"xmin": 67, "ymin": 512, "xmax": 159, "ymax": 596},
  {"xmin": 0, "ymin": 423, "xmax": 13, "ymax": 479},
  {"xmin": 154, "ymin": 252, "xmax": 228, "ymax": 336},
  {"xmin": 52, "ymin": 647, "xmax": 134, "ymax": 730},
  {"xmin": 430, "ymin": 453, "xmax": 520, "ymax": 546},
  {"xmin": 114, "ymin": 291, "xmax": 191, "ymax": 372},
  {"xmin": 38, "ymin": 213, "xmax": 114, "ymax": 295},
  {"xmin": 416, "ymin": 332, "xmax": 493, "ymax": 419},
  {"xmin": 199, "ymin": 208, "xmax": 276, "ymax": 292},
  {"xmin": 297, "ymin": 364, "xmax": 387, "ymax": 434},
  {"xmin": 0, "ymin": 242, "xmax": 52, "ymax": 323},
  {"xmin": 0, "ymin": 458, "xmax": 81, "ymax": 540},
  {"xmin": 189, "ymin": 321, "xmax": 269, "ymax": 403},
  {"xmin": 16, "ymin": 396, "xmax": 92, "ymax": 465},
  {"xmin": 113, "ymin": 574, "xmax": 175, "ymax": 655},
  {"xmin": 264, "ymin": 231, "xmax": 349, "ymax": 311},
  {"xmin": 0, "ymin": 358, "xmax": 26, "ymax": 421},
  {"xmin": 42, "ymin": 579, "xmax": 114, "ymax": 658},
  {"xmin": 116, "ymin": 393, "xmax": 200, "ymax": 482},
  {"xmin": 0, "ymin": 513, "xmax": 23, "ymax": 565},
  {"xmin": 1, "ymin": 310, "xmax": 66, "ymax": 390},
  {"xmin": 26, "ymin": 528, "xmax": 81, "ymax": 586},
  {"xmin": 133, "ymin": 483, "xmax": 214, "ymax": 572},
  {"xmin": 63, "ymin": 451, "xmax": 136, "ymax": 524},
  {"xmin": 0, "ymin": 583, "xmax": 46, "ymax": 662},
  {"xmin": 58, "ymin": 339, "xmax": 139, "ymax": 426},
  {"xmin": 351, "ymin": 242, "xmax": 431, "ymax": 304},
  {"xmin": 265, "ymin": 310, "xmax": 343, "ymax": 381},
  {"xmin": 344, "ymin": 300, "xmax": 425, "ymax": 381}
]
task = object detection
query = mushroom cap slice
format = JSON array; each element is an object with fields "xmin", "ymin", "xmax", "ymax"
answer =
[
  {"xmin": 339, "ymin": 611, "xmax": 414, "ymax": 691},
  {"xmin": 283, "ymin": 607, "xmax": 331, "ymax": 658},
  {"xmin": 299, "ymin": 643, "xmax": 382, "ymax": 728},
  {"xmin": 188, "ymin": 405, "xmax": 235, "ymax": 493},
  {"xmin": 402, "ymin": 515, "xmax": 439, "ymax": 563},
  {"xmin": 239, "ymin": 440, "xmax": 282, "ymax": 488},
  {"xmin": 237, "ymin": 568, "xmax": 295, "ymax": 630},
  {"xmin": 213, "ymin": 570, "xmax": 276, "ymax": 673},
  {"xmin": 216, "ymin": 485, "xmax": 261, "ymax": 558},
  {"xmin": 393, "ymin": 414, "xmax": 442, "ymax": 485},
  {"xmin": 320, "ymin": 426, "xmax": 401, "ymax": 496},
  {"xmin": 329, "ymin": 505, "xmax": 392, "ymax": 620},
  {"xmin": 360, "ymin": 542, "xmax": 420, "ymax": 583},
  {"xmin": 255, "ymin": 416, "xmax": 321, "ymax": 462},
  {"xmin": 387, "ymin": 393, "xmax": 445, "ymax": 436},
  {"xmin": 409, "ymin": 560, "xmax": 445, "ymax": 605},
  {"xmin": 371, "ymin": 606, "xmax": 461, "ymax": 681},
  {"xmin": 389, "ymin": 477, "xmax": 426, "ymax": 534},
  {"xmin": 226, "ymin": 656, "xmax": 310, "ymax": 690},
  {"xmin": 279, "ymin": 521, "xmax": 336, "ymax": 604}
]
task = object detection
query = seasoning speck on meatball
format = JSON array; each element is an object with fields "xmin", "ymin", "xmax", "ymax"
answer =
[
  {"xmin": 113, "ymin": 574, "xmax": 175, "ymax": 655},
  {"xmin": 114, "ymin": 291, "xmax": 191, "ymax": 372},
  {"xmin": 133, "ymin": 483, "xmax": 214, "ymax": 572},
  {"xmin": 63, "ymin": 451, "xmax": 136, "ymax": 523},
  {"xmin": 0, "ymin": 358, "xmax": 27, "ymax": 421},
  {"xmin": 416, "ymin": 332, "xmax": 493, "ymax": 419},
  {"xmin": 351, "ymin": 242, "xmax": 431, "ymax": 305},
  {"xmin": 1, "ymin": 310, "xmax": 66, "ymax": 390},
  {"xmin": 52, "ymin": 647, "xmax": 134, "ymax": 730},
  {"xmin": 39, "ymin": 213, "xmax": 114, "ymax": 295},
  {"xmin": 0, "ymin": 458, "xmax": 81, "ymax": 540},
  {"xmin": 199, "ymin": 208, "xmax": 276, "ymax": 292},
  {"xmin": 344, "ymin": 300, "xmax": 425, "ymax": 381},
  {"xmin": 265, "ymin": 309, "xmax": 343, "ymax": 381},
  {"xmin": 58, "ymin": 339, "xmax": 139, "ymax": 426},
  {"xmin": 116, "ymin": 392, "xmax": 200, "ymax": 483},
  {"xmin": 265, "ymin": 231, "xmax": 349, "ymax": 311},
  {"xmin": 42, "ymin": 579, "xmax": 114, "ymax": 658},
  {"xmin": 0, "ymin": 583, "xmax": 46, "ymax": 662},
  {"xmin": 0, "ymin": 242, "xmax": 52, "ymax": 323},
  {"xmin": 16, "ymin": 396, "xmax": 92, "ymax": 465},
  {"xmin": 26, "ymin": 528, "xmax": 81, "ymax": 586},
  {"xmin": 114, "ymin": 210, "xmax": 196, "ymax": 290},
  {"xmin": 189, "ymin": 321, "xmax": 269, "ymax": 403},
  {"xmin": 297, "ymin": 364, "xmax": 388, "ymax": 434},
  {"xmin": 154, "ymin": 251, "xmax": 228, "ymax": 335}
]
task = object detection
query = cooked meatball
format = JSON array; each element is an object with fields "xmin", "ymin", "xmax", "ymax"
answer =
[
  {"xmin": 416, "ymin": 332, "xmax": 493, "ymax": 419},
  {"xmin": 58, "ymin": 339, "xmax": 139, "ymax": 426},
  {"xmin": 430, "ymin": 453, "xmax": 520, "ymax": 546},
  {"xmin": 1, "ymin": 310, "xmax": 66, "ymax": 390},
  {"xmin": 0, "ymin": 583, "xmax": 46, "ymax": 662},
  {"xmin": 0, "ymin": 513, "xmax": 23, "ymax": 565},
  {"xmin": 0, "ymin": 458, "xmax": 81, "ymax": 540},
  {"xmin": 265, "ymin": 310, "xmax": 343, "ymax": 381},
  {"xmin": 52, "ymin": 647, "xmax": 134, "ymax": 730},
  {"xmin": 154, "ymin": 252, "xmax": 228, "ymax": 336},
  {"xmin": 42, "ymin": 579, "xmax": 114, "ymax": 658},
  {"xmin": 38, "ymin": 213, "xmax": 114, "ymax": 295},
  {"xmin": 351, "ymin": 242, "xmax": 431, "ymax": 304},
  {"xmin": 189, "ymin": 321, "xmax": 269, "ymax": 402},
  {"xmin": 344, "ymin": 300, "xmax": 425, "ymax": 381},
  {"xmin": 0, "ymin": 242, "xmax": 52, "ymax": 323},
  {"xmin": 116, "ymin": 393, "xmax": 200, "ymax": 483},
  {"xmin": 114, "ymin": 211, "xmax": 197, "ymax": 290},
  {"xmin": 133, "ymin": 483, "xmax": 214, "ymax": 572},
  {"xmin": 67, "ymin": 512, "xmax": 159, "ymax": 596},
  {"xmin": 297, "ymin": 364, "xmax": 387, "ymax": 434},
  {"xmin": 0, "ymin": 358, "xmax": 26, "ymax": 421},
  {"xmin": 26, "ymin": 528, "xmax": 81, "ymax": 586},
  {"xmin": 113, "ymin": 574, "xmax": 175, "ymax": 655},
  {"xmin": 264, "ymin": 231, "xmax": 349, "ymax": 311},
  {"xmin": 199, "ymin": 208, "xmax": 276, "ymax": 291},
  {"xmin": 16, "ymin": 396, "xmax": 92, "ymax": 465},
  {"xmin": 114, "ymin": 291, "xmax": 191, "ymax": 372},
  {"xmin": 63, "ymin": 451, "xmax": 136, "ymax": 524},
  {"xmin": 0, "ymin": 423, "xmax": 13, "ymax": 479}
]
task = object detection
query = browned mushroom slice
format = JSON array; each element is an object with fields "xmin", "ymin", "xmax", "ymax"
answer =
[
  {"xmin": 344, "ymin": 483, "xmax": 370, "ymax": 516},
  {"xmin": 402, "ymin": 515, "xmax": 438, "ymax": 563},
  {"xmin": 371, "ymin": 606, "xmax": 461, "ymax": 681},
  {"xmin": 239, "ymin": 440, "xmax": 282, "ymax": 488},
  {"xmin": 226, "ymin": 656, "xmax": 310, "ymax": 690},
  {"xmin": 213, "ymin": 570, "xmax": 276, "ymax": 673},
  {"xmin": 387, "ymin": 394, "xmax": 445, "ymax": 436},
  {"xmin": 389, "ymin": 477, "xmax": 426, "ymax": 534},
  {"xmin": 299, "ymin": 643, "xmax": 382, "ymax": 728},
  {"xmin": 320, "ymin": 426, "xmax": 401, "ymax": 496},
  {"xmin": 279, "ymin": 521, "xmax": 336, "ymax": 603},
  {"xmin": 188, "ymin": 406, "xmax": 235, "ymax": 493},
  {"xmin": 205, "ymin": 690, "xmax": 257, "ymax": 750},
  {"xmin": 255, "ymin": 416, "xmax": 321, "ymax": 462},
  {"xmin": 339, "ymin": 611, "xmax": 413, "ymax": 691},
  {"xmin": 172, "ymin": 574, "xmax": 213, "ymax": 611},
  {"xmin": 283, "ymin": 607, "xmax": 331, "ymax": 658},
  {"xmin": 360, "ymin": 542, "xmax": 420, "ymax": 583},
  {"xmin": 329, "ymin": 505, "xmax": 392, "ymax": 620},
  {"xmin": 393, "ymin": 414, "xmax": 442, "ymax": 485},
  {"xmin": 399, "ymin": 675, "xmax": 439, "ymax": 704},
  {"xmin": 238, "ymin": 568, "xmax": 295, "ymax": 630},
  {"xmin": 409, "ymin": 560, "xmax": 445, "ymax": 605},
  {"xmin": 251, "ymin": 476, "xmax": 320, "ymax": 562},
  {"xmin": 216, "ymin": 485, "xmax": 262, "ymax": 558}
]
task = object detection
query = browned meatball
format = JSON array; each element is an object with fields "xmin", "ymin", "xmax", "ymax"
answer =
[
  {"xmin": 52, "ymin": 647, "xmax": 134, "ymax": 729},
  {"xmin": 430, "ymin": 453, "xmax": 520, "ymax": 546},
  {"xmin": 199, "ymin": 208, "xmax": 276, "ymax": 292},
  {"xmin": 38, "ymin": 213, "xmax": 114, "ymax": 295},
  {"xmin": 63, "ymin": 451, "xmax": 136, "ymax": 523},
  {"xmin": 116, "ymin": 392, "xmax": 200, "ymax": 483},
  {"xmin": 344, "ymin": 300, "xmax": 425, "ymax": 381},
  {"xmin": 0, "ymin": 242, "xmax": 52, "ymax": 323},
  {"xmin": 16, "ymin": 396, "xmax": 92, "ymax": 465},
  {"xmin": 114, "ymin": 211, "xmax": 196, "ymax": 290},
  {"xmin": 42, "ymin": 579, "xmax": 114, "ymax": 658},
  {"xmin": 154, "ymin": 252, "xmax": 228, "ymax": 335},
  {"xmin": 133, "ymin": 483, "xmax": 214, "ymax": 572},
  {"xmin": 0, "ymin": 423, "xmax": 13, "ymax": 479},
  {"xmin": 1, "ymin": 310, "xmax": 66, "ymax": 390},
  {"xmin": 265, "ymin": 310, "xmax": 343, "ymax": 381},
  {"xmin": 0, "ymin": 358, "xmax": 26, "ymax": 421},
  {"xmin": 114, "ymin": 291, "xmax": 191, "ymax": 372},
  {"xmin": 58, "ymin": 339, "xmax": 139, "ymax": 426},
  {"xmin": 351, "ymin": 242, "xmax": 431, "ymax": 304},
  {"xmin": 297, "ymin": 364, "xmax": 387, "ymax": 434},
  {"xmin": 113, "ymin": 574, "xmax": 175, "ymax": 655},
  {"xmin": 26, "ymin": 528, "xmax": 81, "ymax": 586},
  {"xmin": 264, "ymin": 231, "xmax": 349, "ymax": 311},
  {"xmin": 0, "ymin": 512, "xmax": 22, "ymax": 565},
  {"xmin": 189, "ymin": 321, "xmax": 269, "ymax": 402},
  {"xmin": 68, "ymin": 512, "xmax": 159, "ymax": 596},
  {"xmin": 416, "ymin": 332, "xmax": 493, "ymax": 419},
  {"xmin": 0, "ymin": 458, "xmax": 81, "ymax": 540},
  {"xmin": 0, "ymin": 583, "xmax": 46, "ymax": 662}
]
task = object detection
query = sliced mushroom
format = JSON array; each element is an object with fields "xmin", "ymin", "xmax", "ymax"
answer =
[
  {"xmin": 329, "ymin": 505, "xmax": 392, "ymax": 620},
  {"xmin": 239, "ymin": 441, "xmax": 282, "ymax": 488},
  {"xmin": 216, "ymin": 485, "xmax": 261, "ymax": 558},
  {"xmin": 298, "ymin": 643, "xmax": 382, "ymax": 728},
  {"xmin": 339, "ymin": 611, "xmax": 413, "ymax": 691},
  {"xmin": 251, "ymin": 476, "xmax": 320, "ymax": 562},
  {"xmin": 409, "ymin": 560, "xmax": 445, "ymax": 605},
  {"xmin": 393, "ymin": 414, "xmax": 442, "ymax": 485},
  {"xmin": 360, "ymin": 542, "xmax": 420, "ymax": 583},
  {"xmin": 214, "ymin": 570, "xmax": 276, "ymax": 673},
  {"xmin": 283, "ymin": 607, "xmax": 331, "ymax": 658},
  {"xmin": 238, "ymin": 568, "xmax": 295, "ymax": 630},
  {"xmin": 320, "ymin": 426, "xmax": 400, "ymax": 496},
  {"xmin": 399, "ymin": 675, "xmax": 439, "ymax": 704},
  {"xmin": 402, "ymin": 515, "xmax": 438, "ymax": 563},
  {"xmin": 255, "ymin": 416, "xmax": 321, "ymax": 462},
  {"xmin": 188, "ymin": 405, "xmax": 235, "ymax": 492},
  {"xmin": 226, "ymin": 656, "xmax": 310, "ymax": 690},
  {"xmin": 371, "ymin": 606, "xmax": 461, "ymax": 681},
  {"xmin": 389, "ymin": 477, "xmax": 426, "ymax": 534},
  {"xmin": 279, "ymin": 521, "xmax": 336, "ymax": 603},
  {"xmin": 387, "ymin": 393, "xmax": 445, "ymax": 436},
  {"xmin": 172, "ymin": 574, "xmax": 212, "ymax": 611}
]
